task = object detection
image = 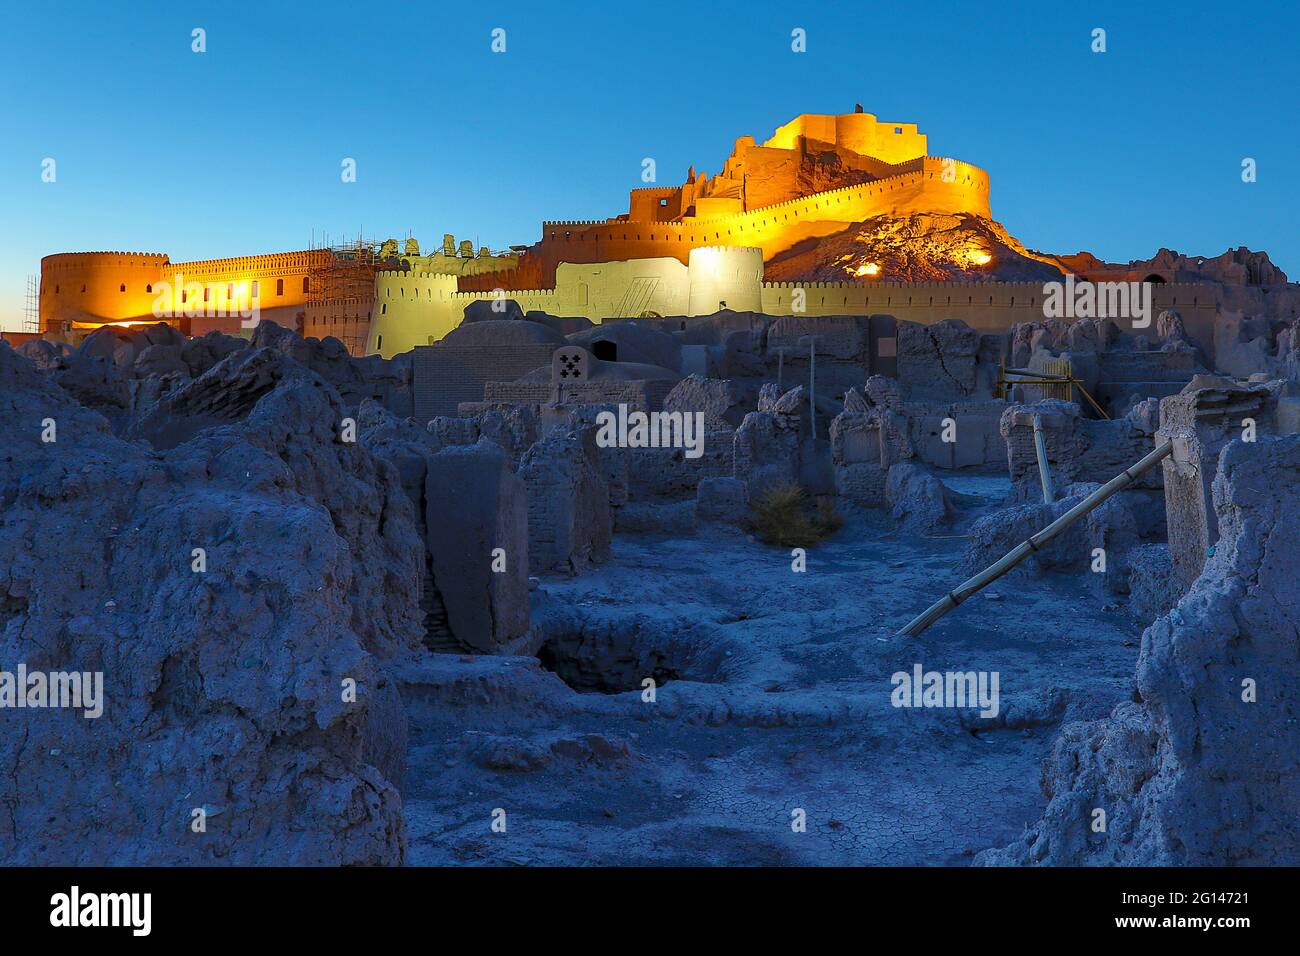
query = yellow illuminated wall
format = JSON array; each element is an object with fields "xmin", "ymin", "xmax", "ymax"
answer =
[
  {"xmin": 39, "ymin": 249, "xmax": 330, "ymax": 335},
  {"xmin": 367, "ymin": 245, "xmax": 1218, "ymax": 359},
  {"xmin": 761, "ymin": 112, "xmax": 928, "ymax": 165},
  {"xmin": 367, "ymin": 247, "xmax": 760, "ymax": 357},
  {"xmin": 368, "ymin": 258, "xmax": 691, "ymax": 357}
]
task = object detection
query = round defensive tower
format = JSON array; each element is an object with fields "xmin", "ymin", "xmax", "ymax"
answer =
[
  {"xmin": 687, "ymin": 245, "xmax": 764, "ymax": 316},
  {"xmin": 39, "ymin": 252, "xmax": 170, "ymax": 333},
  {"xmin": 367, "ymin": 270, "xmax": 462, "ymax": 356}
]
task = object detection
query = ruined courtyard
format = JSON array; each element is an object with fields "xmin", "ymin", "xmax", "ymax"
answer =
[{"xmin": 3, "ymin": 248, "xmax": 1298, "ymax": 866}]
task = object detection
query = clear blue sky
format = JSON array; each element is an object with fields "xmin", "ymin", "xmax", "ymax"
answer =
[{"xmin": 2, "ymin": 0, "xmax": 1296, "ymax": 329}]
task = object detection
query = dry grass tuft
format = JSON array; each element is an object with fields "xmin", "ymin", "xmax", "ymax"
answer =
[{"xmin": 747, "ymin": 483, "xmax": 843, "ymax": 548}]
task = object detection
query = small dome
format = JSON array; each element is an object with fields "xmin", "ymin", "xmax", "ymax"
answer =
[{"xmin": 443, "ymin": 320, "xmax": 567, "ymax": 347}]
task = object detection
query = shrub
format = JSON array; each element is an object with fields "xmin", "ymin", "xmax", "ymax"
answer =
[{"xmin": 747, "ymin": 483, "xmax": 843, "ymax": 548}]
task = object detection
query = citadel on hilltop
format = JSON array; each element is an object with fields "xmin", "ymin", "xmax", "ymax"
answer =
[{"xmin": 31, "ymin": 110, "xmax": 1229, "ymax": 357}]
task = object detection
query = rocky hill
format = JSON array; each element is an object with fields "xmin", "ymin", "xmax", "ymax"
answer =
[{"xmin": 763, "ymin": 212, "xmax": 1065, "ymax": 284}]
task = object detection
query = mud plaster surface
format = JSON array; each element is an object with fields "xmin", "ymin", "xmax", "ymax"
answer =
[{"xmin": 401, "ymin": 475, "xmax": 1140, "ymax": 866}]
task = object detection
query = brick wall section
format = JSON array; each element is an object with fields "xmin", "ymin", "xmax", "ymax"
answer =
[
  {"xmin": 484, "ymin": 378, "xmax": 677, "ymax": 412},
  {"xmin": 1001, "ymin": 400, "xmax": 1162, "ymax": 496},
  {"xmin": 413, "ymin": 343, "xmax": 557, "ymax": 420},
  {"xmin": 627, "ymin": 428, "xmax": 736, "ymax": 499},
  {"xmin": 904, "ymin": 397, "xmax": 1008, "ymax": 468},
  {"xmin": 518, "ymin": 427, "xmax": 612, "ymax": 572}
]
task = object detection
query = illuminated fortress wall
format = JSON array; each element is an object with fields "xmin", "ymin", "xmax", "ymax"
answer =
[
  {"xmin": 474, "ymin": 156, "xmax": 989, "ymax": 292},
  {"xmin": 762, "ymin": 112, "xmax": 928, "ymax": 165},
  {"xmin": 759, "ymin": 280, "xmax": 1218, "ymax": 340},
  {"xmin": 367, "ymin": 243, "xmax": 1220, "ymax": 359},
  {"xmin": 460, "ymin": 112, "xmax": 988, "ymax": 294},
  {"xmin": 168, "ymin": 249, "xmax": 329, "ymax": 335},
  {"xmin": 39, "ymin": 252, "xmax": 171, "ymax": 330},
  {"xmin": 39, "ymin": 249, "xmax": 330, "ymax": 335},
  {"xmin": 367, "ymin": 247, "xmax": 765, "ymax": 357}
]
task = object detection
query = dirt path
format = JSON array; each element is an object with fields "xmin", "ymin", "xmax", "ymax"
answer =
[{"xmin": 401, "ymin": 477, "xmax": 1141, "ymax": 865}]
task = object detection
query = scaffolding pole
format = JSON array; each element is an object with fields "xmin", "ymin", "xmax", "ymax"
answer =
[
  {"xmin": 305, "ymin": 234, "xmax": 384, "ymax": 357},
  {"xmin": 896, "ymin": 439, "xmax": 1174, "ymax": 638},
  {"xmin": 24, "ymin": 275, "xmax": 40, "ymax": 334},
  {"xmin": 1032, "ymin": 414, "xmax": 1055, "ymax": 503}
]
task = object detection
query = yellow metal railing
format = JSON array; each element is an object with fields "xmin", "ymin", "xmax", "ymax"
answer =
[{"xmin": 997, "ymin": 358, "xmax": 1110, "ymax": 419}]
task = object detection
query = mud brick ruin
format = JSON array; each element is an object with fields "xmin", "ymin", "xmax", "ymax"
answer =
[{"xmin": 4, "ymin": 108, "xmax": 1299, "ymax": 869}]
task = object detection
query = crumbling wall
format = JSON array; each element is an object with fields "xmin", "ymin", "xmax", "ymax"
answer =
[
  {"xmin": 906, "ymin": 397, "xmax": 1007, "ymax": 469},
  {"xmin": 1157, "ymin": 381, "xmax": 1276, "ymax": 590},
  {"xmin": 961, "ymin": 484, "xmax": 1151, "ymax": 592},
  {"xmin": 695, "ymin": 476, "xmax": 749, "ymax": 529},
  {"xmin": 0, "ymin": 343, "xmax": 418, "ymax": 865},
  {"xmin": 896, "ymin": 318, "xmax": 980, "ymax": 399},
  {"xmin": 518, "ymin": 426, "xmax": 612, "ymax": 573},
  {"xmin": 767, "ymin": 314, "xmax": 872, "ymax": 400},
  {"xmin": 626, "ymin": 431, "xmax": 735, "ymax": 499},
  {"xmin": 662, "ymin": 375, "xmax": 745, "ymax": 429},
  {"xmin": 1001, "ymin": 399, "xmax": 1161, "ymax": 501},
  {"xmin": 359, "ymin": 401, "xmax": 536, "ymax": 653},
  {"xmin": 425, "ymin": 441, "xmax": 530, "ymax": 652},
  {"xmin": 978, "ymin": 435, "xmax": 1300, "ymax": 865},
  {"xmin": 828, "ymin": 386, "xmax": 911, "ymax": 504},
  {"xmin": 885, "ymin": 462, "xmax": 953, "ymax": 534},
  {"xmin": 733, "ymin": 384, "xmax": 807, "ymax": 499}
]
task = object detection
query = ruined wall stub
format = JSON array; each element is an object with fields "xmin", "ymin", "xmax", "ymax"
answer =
[{"xmin": 1157, "ymin": 383, "xmax": 1275, "ymax": 589}]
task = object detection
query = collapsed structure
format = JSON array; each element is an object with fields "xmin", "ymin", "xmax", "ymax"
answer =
[
  {"xmin": 6, "ymin": 107, "xmax": 1300, "ymax": 867},
  {"xmin": 5, "ymin": 266, "xmax": 1298, "ymax": 864}
]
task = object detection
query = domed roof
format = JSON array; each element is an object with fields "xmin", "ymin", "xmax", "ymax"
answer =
[
  {"xmin": 567, "ymin": 321, "xmax": 681, "ymax": 370},
  {"xmin": 442, "ymin": 319, "xmax": 567, "ymax": 347}
]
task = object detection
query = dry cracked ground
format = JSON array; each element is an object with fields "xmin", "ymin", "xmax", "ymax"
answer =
[{"xmin": 401, "ymin": 475, "xmax": 1140, "ymax": 866}]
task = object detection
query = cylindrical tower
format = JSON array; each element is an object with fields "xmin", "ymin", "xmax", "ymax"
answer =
[
  {"xmin": 687, "ymin": 245, "xmax": 764, "ymax": 316},
  {"xmin": 39, "ymin": 252, "xmax": 170, "ymax": 333},
  {"xmin": 367, "ymin": 271, "xmax": 461, "ymax": 357}
]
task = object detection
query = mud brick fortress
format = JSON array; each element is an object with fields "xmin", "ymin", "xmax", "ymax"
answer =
[
  {"xmin": 363, "ymin": 111, "xmax": 1216, "ymax": 356},
  {"xmin": 30, "ymin": 110, "xmax": 1265, "ymax": 361},
  {"xmin": 39, "ymin": 248, "xmax": 328, "ymax": 336},
  {"xmin": 34, "ymin": 236, "xmax": 515, "ymax": 357},
  {"xmin": 10, "ymin": 108, "xmax": 1300, "ymax": 872}
]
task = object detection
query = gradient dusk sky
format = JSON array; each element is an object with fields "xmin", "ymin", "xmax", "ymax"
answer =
[{"xmin": 2, "ymin": 0, "xmax": 1296, "ymax": 329}]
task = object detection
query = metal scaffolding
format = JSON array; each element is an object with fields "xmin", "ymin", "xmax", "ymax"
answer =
[
  {"xmin": 24, "ymin": 274, "xmax": 40, "ymax": 334},
  {"xmin": 305, "ymin": 234, "xmax": 385, "ymax": 356}
]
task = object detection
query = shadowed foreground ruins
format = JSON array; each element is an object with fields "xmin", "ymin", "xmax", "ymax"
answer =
[{"xmin": 2, "ymin": 298, "xmax": 1297, "ymax": 866}]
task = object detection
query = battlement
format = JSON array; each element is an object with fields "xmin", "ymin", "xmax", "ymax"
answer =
[
  {"xmin": 377, "ymin": 269, "xmax": 462, "ymax": 281},
  {"xmin": 41, "ymin": 251, "xmax": 171, "ymax": 269},
  {"xmin": 542, "ymin": 159, "xmax": 990, "ymax": 240},
  {"xmin": 691, "ymin": 244, "xmax": 763, "ymax": 257},
  {"xmin": 762, "ymin": 279, "xmax": 1053, "ymax": 291},
  {"xmin": 173, "ymin": 249, "xmax": 329, "ymax": 274},
  {"xmin": 541, "ymin": 219, "xmax": 615, "ymax": 229},
  {"xmin": 444, "ymin": 288, "xmax": 559, "ymax": 301},
  {"xmin": 760, "ymin": 279, "xmax": 1218, "ymax": 293}
]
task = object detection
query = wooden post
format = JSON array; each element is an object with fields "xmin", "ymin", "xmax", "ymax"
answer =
[
  {"xmin": 799, "ymin": 334, "xmax": 820, "ymax": 439},
  {"xmin": 896, "ymin": 440, "xmax": 1174, "ymax": 638},
  {"xmin": 1032, "ymin": 414, "xmax": 1054, "ymax": 503}
]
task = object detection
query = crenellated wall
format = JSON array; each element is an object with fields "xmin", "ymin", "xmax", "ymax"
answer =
[
  {"xmin": 367, "ymin": 242, "xmax": 1221, "ymax": 360},
  {"xmin": 39, "ymin": 248, "xmax": 331, "ymax": 334},
  {"xmin": 469, "ymin": 156, "xmax": 991, "ymax": 293},
  {"xmin": 760, "ymin": 278, "xmax": 1220, "ymax": 350},
  {"xmin": 39, "ymin": 252, "xmax": 171, "ymax": 330},
  {"xmin": 370, "ymin": 247, "xmax": 762, "ymax": 356}
]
